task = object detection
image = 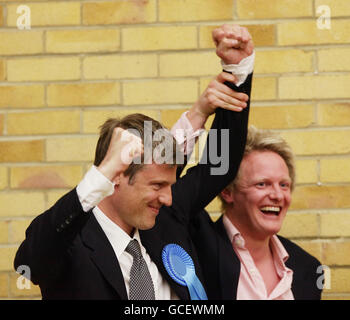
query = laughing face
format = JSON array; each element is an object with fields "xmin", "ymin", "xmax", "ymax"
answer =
[{"xmin": 223, "ymin": 150, "xmax": 292, "ymax": 241}]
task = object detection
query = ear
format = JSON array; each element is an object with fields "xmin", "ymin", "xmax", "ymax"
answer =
[
  {"xmin": 220, "ymin": 188, "xmax": 234, "ymax": 205},
  {"xmin": 112, "ymin": 173, "xmax": 122, "ymax": 186}
]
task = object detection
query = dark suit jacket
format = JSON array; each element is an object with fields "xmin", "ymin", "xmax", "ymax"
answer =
[
  {"xmin": 190, "ymin": 212, "xmax": 323, "ymax": 300},
  {"xmin": 14, "ymin": 75, "xmax": 253, "ymax": 300}
]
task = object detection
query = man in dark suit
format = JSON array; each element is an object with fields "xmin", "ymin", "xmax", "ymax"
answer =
[
  {"xmin": 14, "ymin": 24, "xmax": 254, "ymax": 299},
  {"xmin": 189, "ymin": 25, "xmax": 323, "ymax": 300}
]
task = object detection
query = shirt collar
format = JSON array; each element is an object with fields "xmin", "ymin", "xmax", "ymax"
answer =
[
  {"xmin": 222, "ymin": 214, "xmax": 290, "ymax": 263},
  {"xmin": 93, "ymin": 206, "xmax": 143, "ymax": 259},
  {"xmin": 270, "ymin": 235, "xmax": 290, "ymax": 264},
  {"xmin": 222, "ymin": 214, "xmax": 246, "ymax": 248}
]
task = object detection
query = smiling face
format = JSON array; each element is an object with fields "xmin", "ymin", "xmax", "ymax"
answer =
[
  {"xmin": 223, "ymin": 150, "xmax": 292, "ymax": 241},
  {"xmin": 100, "ymin": 163, "xmax": 177, "ymax": 235}
]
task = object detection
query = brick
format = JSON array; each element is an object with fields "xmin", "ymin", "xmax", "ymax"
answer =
[
  {"xmin": 249, "ymin": 105, "xmax": 314, "ymax": 129},
  {"xmin": 0, "ymin": 140, "xmax": 44, "ymax": 163},
  {"xmin": 123, "ymin": 79, "xmax": 198, "ymax": 105},
  {"xmin": 318, "ymin": 48, "xmax": 350, "ymax": 72},
  {"xmin": 327, "ymin": 268, "xmax": 350, "ymax": 293},
  {"xmin": 320, "ymin": 158, "xmax": 350, "ymax": 183},
  {"xmin": 0, "ymin": 247, "xmax": 17, "ymax": 271},
  {"xmin": 83, "ymin": 54, "xmax": 157, "ymax": 80},
  {"xmin": 280, "ymin": 130, "xmax": 350, "ymax": 156},
  {"xmin": 279, "ymin": 213, "xmax": 318, "ymax": 238},
  {"xmin": 159, "ymin": 52, "xmax": 220, "ymax": 77},
  {"xmin": 9, "ymin": 272, "xmax": 41, "ymax": 297},
  {"xmin": 82, "ymin": 0, "xmax": 156, "ymax": 25},
  {"xmin": 0, "ymin": 273, "xmax": 8, "ymax": 297},
  {"xmin": 209, "ymin": 213, "xmax": 221, "ymax": 222},
  {"xmin": 320, "ymin": 213, "xmax": 350, "ymax": 237},
  {"xmin": 0, "ymin": 113, "xmax": 3, "ymax": 135},
  {"xmin": 0, "ymin": 192, "xmax": 45, "ymax": 217},
  {"xmin": 7, "ymin": 57, "xmax": 80, "ymax": 82},
  {"xmin": 46, "ymin": 137, "xmax": 97, "ymax": 162},
  {"xmin": 322, "ymin": 242, "xmax": 350, "ymax": 266},
  {"xmin": 0, "ymin": 31, "xmax": 43, "ymax": 56},
  {"xmin": 292, "ymin": 240, "xmax": 322, "ymax": 262},
  {"xmin": 47, "ymin": 190, "xmax": 70, "ymax": 208},
  {"xmin": 0, "ymin": 220, "xmax": 9, "ymax": 243},
  {"xmin": 315, "ymin": 0, "xmax": 350, "ymax": 17},
  {"xmin": 251, "ymin": 77, "xmax": 277, "ymax": 101},
  {"xmin": 83, "ymin": 109, "xmax": 159, "ymax": 133},
  {"xmin": 318, "ymin": 103, "xmax": 350, "ymax": 126},
  {"xmin": 255, "ymin": 50, "xmax": 313, "ymax": 74},
  {"xmin": 159, "ymin": 0, "xmax": 233, "ymax": 22},
  {"xmin": 295, "ymin": 159, "xmax": 318, "ymax": 184},
  {"xmin": 278, "ymin": 20, "xmax": 350, "ymax": 45},
  {"xmin": 161, "ymin": 109, "xmax": 187, "ymax": 129},
  {"xmin": 322, "ymin": 294, "xmax": 350, "ymax": 300},
  {"xmin": 0, "ymin": 166, "xmax": 8, "ymax": 189},
  {"xmin": 290, "ymin": 185, "xmax": 350, "ymax": 210},
  {"xmin": 7, "ymin": 110, "xmax": 80, "ymax": 135},
  {"xmin": 0, "ymin": 85, "xmax": 45, "ymax": 109},
  {"xmin": 237, "ymin": 0, "xmax": 312, "ymax": 19},
  {"xmin": 0, "ymin": 5, "xmax": 3, "ymax": 26},
  {"xmin": 10, "ymin": 165, "xmax": 83, "ymax": 189},
  {"xmin": 122, "ymin": 26, "xmax": 197, "ymax": 51},
  {"xmin": 46, "ymin": 29, "xmax": 120, "ymax": 53},
  {"xmin": 205, "ymin": 197, "xmax": 221, "ymax": 214},
  {"xmin": 48, "ymin": 83, "xmax": 120, "ymax": 107},
  {"xmin": 7, "ymin": 2, "xmax": 80, "ymax": 27},
  {"xmin": 279, "ymin": 75, "xmax": 350, "ymax": 100},
  {"xmin": 9, "ymin": 219, "xmax": 31, "ymax": 243},
  {"xmin": 0, "ymin": 59, "xmax": 5, "ymax": 81},
  {"xmin": 199, "ymin": 24, "xmax": 276, "ymax": 48}
]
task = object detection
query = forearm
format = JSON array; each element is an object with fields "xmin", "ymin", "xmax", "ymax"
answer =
[{"xmin": 171, "ymin": 73, "xmax": 253, "ymax": 219}]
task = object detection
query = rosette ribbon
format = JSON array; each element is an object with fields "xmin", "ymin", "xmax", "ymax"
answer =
[{"xmin": 162, "ymin": 244, "xmax": 208, "ymax": 300}]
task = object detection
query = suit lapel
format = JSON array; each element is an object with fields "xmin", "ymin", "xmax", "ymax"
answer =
[
  {"xmin": 214, "ymin": 216, "xmax": 240, "ymax": 300},
  {"xmin": 140, "ymin": 229, "xmax": 190, "ymax": 300},
  {"xmin": 81, "ymin": 213, "xmax": 128, "ymax": 300}
]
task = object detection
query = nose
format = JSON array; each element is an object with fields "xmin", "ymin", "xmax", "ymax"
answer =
[
  {"xmin": 269, "ymin": 184, "xmax": 283, "ymax": 202},
  {"xmin": 159, "ymin": 186, "xmax": 172, "ymax": 207}
]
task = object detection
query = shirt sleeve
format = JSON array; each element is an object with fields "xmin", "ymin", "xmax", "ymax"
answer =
[
  {"xmin": 170, "ymin": 111, "xmax": 205, "ymax": 157},
  {"xmin": 221, "ymin": 51, "xmax": 255, "ymax": 86},
  {"xmin": 76, "ymin": 165, "xmax": 115, "ymax": 212}
]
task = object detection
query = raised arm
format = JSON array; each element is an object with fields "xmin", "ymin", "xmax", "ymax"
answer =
[{"xmin": 170, "ymin": 24, "xmax": 254, "ymax": 220}]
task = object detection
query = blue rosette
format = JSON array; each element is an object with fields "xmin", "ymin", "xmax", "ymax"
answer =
[{"xmin": 162, "ymin": 244, "xmax": 208, "ymax": 300}]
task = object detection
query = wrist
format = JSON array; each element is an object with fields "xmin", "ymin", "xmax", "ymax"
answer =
[
  {"xmin": 187, "ymin": 103, "xmax": 208, "ymax": 131},
  {"xmin": 97, "ymin": 161, "xmax": 123, "ymax": 182}
]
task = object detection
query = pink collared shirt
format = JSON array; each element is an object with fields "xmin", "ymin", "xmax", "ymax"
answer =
[{"xmin": 222, "ymin": 215, "xmax": 294, "ymax": 300}]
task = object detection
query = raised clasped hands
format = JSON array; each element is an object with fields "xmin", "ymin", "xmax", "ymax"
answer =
[{"xmin": 213, "ymin": 24, "xmax": 254, "ymax": 65}]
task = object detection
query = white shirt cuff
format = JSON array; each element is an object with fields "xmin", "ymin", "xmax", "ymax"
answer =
[
  {"xmin": 221, "ymin": 51, "xmax": 255, "ymax": 86},
  {"xmin": 76, "ymin": 165, "xmax": 115, "ymax": 212},
  {"xmin": 171, "ymin": 111, "xmax": 205, "ymax": 156}
]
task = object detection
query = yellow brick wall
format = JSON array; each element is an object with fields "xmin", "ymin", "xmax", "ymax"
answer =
[{"xmin": 0, "ymin": 0, "xmax": 349, "ymax": 300}]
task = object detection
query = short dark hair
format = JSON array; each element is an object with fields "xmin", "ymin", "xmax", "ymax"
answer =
[{"xmin": 94, "ymin": 113, "xmax": 181, "ymax": 183}]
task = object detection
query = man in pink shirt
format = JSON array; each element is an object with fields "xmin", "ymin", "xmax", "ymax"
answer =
[{"xmin": 189, "ymin": 25, "xmax": 322, "ymax": 300}]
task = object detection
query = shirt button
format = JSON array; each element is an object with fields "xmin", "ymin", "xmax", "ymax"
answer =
[{"xmin": 235, "ymin": 238, "xmax": 244, "ymax": 248}]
